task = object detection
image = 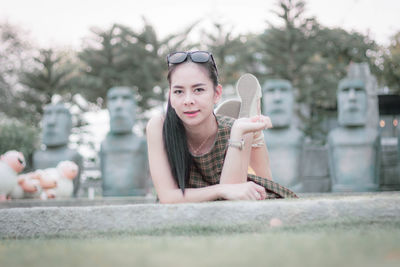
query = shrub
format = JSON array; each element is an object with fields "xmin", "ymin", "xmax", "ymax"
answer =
[{"xmin": 0, "ymin": 116, "xmax": 39, "ymax": 168}]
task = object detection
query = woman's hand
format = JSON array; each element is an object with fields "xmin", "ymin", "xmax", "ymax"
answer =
[
  {"xmin": 231, "ymin": 115, "xmax": 272, "ymax": 138},
  {"xmin": 219, "ymin": 181, "xmax": 267, "ymax": 201}
]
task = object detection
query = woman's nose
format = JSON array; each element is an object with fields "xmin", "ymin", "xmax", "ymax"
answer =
[{"xmin": 184, "ymin": 92, "xmax": 194, "ymax": 105}]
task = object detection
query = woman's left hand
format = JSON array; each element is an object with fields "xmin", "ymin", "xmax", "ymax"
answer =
[{"xmin": 231, "ymin": 115, "xmax": 272, "ymax": 137}]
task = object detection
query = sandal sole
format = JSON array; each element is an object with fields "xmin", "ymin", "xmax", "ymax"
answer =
[
  {"xmin": 215, "ymin": 99, "xmax": 241, "ymax": 119},
  {"xmin": 236, "ymin": 73, "xmax": 261, "ymax": 118}
]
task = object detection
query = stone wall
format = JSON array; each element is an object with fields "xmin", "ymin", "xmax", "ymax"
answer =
[{"xmin": 380, "ymin": 138, "xmax": 400, "ymax": 190}]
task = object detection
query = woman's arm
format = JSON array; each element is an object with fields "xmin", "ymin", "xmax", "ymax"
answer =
[
  {"xmin": 220, "ymin": 115, "xmax": 272, "ymax": 184},
  {"xmin": 147, "ymin": 114, "xmax": 266, "ymax": 203},
  {"xmin": 249, "ymin": 143, "xmax": 272, "ymax": 180}
]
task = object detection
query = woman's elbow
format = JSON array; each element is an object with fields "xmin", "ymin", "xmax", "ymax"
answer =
[
  {"xmin": 158, "ymin": 191, "xmax": 184, "ymax": 204},
  {"xmin": 158, "ymin": 196, "xmax": 174, "ymax": 204}
]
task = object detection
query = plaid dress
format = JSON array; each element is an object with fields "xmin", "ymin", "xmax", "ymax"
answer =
[{"xmin": 187, "ymin": 114, "xmax": 298, "ymax": 199}]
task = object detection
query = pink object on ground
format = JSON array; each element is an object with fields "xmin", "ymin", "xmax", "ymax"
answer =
[{"xmin": 269, "ymin": 217, "xmax": 283, "ymax": 227}]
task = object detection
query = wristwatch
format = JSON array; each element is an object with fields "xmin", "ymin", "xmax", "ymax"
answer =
[{"xmin": 228, "ymin": 138, "xmax": 245, "ymax": 150}]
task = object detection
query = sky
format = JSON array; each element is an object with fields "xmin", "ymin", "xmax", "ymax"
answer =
[{"xmin": 1, "ymin": 0, "xmax": 399, "ymax": 49}]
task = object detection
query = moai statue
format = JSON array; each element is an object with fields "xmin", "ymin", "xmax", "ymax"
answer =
[
  {"xmin": 347, "ymin": 62, "xmax": 379, "ymax": 129},
  {"xmin": 100, "ymin": 87, "xmax": 149, "ymax": 196},
  {"xmin": 328, "ymin": 79, "xmax": 381, "ymax": 192},
  {"xmin": 33, "ymin": 103, "xmax": 83, "ymax": 196},
  {"xmin": 262, "ymin": 80, "xmax": 304, "ymax": 191}
]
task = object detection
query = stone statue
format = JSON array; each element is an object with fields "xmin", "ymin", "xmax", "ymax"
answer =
[
  {"xmin": 100, "ymin": 87, "xmax": 149, "ymax": 196},
  {"xmin": 33, "ymin": 103, "xmax": 83, "ymax": 196},
  {"xmin": 328, "ymin": 78, "xmax": 381, "ymax": 192},
  {"xmin": 347, "ymin": 62, "xmax": 379, "ymax": 129},
  {"xmin": 262, "ymin": 79, "xmax": 304, "ymax": 191}
]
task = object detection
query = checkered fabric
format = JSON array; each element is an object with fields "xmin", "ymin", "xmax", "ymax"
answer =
[{"xmin": 187, "ymin": 114, "xmax": 298, "ymax": 199}]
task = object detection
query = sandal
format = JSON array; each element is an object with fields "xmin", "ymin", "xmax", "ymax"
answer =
[
  {"xmin": 236, "ymin": 73, "xmax": 265, "ymax": 145},
  {"xmin": 215, "ymin": 99, "xmax": 241, "ymax": 119},
  {"xmin": 236, "ymin": 73, "xmax": 262, "ymax": 118}
]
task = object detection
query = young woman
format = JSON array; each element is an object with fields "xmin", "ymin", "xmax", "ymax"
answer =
[{"xmin": 146, "ymin": 51, "xmax": 297, "ymax": 203}]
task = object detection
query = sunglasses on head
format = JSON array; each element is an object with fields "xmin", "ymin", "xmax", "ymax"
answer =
[{"xmin": 166, "ymin": 51, "xmax": 218, "ymax": 76}]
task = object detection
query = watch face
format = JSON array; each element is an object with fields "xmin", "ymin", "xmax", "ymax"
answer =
[{"xmin": 229, "ymin": 139, "xmax": 244, "ymax": 150}]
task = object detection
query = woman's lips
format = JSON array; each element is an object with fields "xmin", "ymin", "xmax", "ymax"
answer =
[{"xmin": 184, "ymin": 110, "xmax": 200, "ymax": 117}]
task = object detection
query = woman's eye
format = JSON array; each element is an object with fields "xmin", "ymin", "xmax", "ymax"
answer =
[
  {"xmin": 194, "ymin": 88, "xmax": 204, "ymax": 93},
  {"xmin": 173, "ymin": 90, "xmax": 183, "ymax": 95}
]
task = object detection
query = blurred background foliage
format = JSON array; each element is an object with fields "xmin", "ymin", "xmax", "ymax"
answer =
[
  {"xmin": 0, "ymin": 116, "xmax": 39, "ymax": 168},
  {"xmin": 1, "ymin": 0, "xmax": 399, "ymax": 154}
]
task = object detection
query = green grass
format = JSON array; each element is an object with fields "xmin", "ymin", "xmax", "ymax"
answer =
[{"xmin": 1, "ymin": 220, "xmax": 400, "ymax": 267}]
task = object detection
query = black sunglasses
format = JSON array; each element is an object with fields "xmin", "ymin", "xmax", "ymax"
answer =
[{"xmin": 166, "ymin": 51, "xmax": 218, "ymax": 76}]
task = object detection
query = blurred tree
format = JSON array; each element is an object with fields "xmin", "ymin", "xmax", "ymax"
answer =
[
  {"xmin": 0, "ymin": 22, "xmax": 39, "ymax": 124},
  {"xmin": 77, "ymin": 24, "xmax": 127, "ymax": 105},
  {"xmin": 382, "ymin": 32, "xmax": 400, "ymax": 94},
  {"xmin": 305, "ymin": 28, "xmax": 379, "ymax": 140},
  {"xmin": 200, "ymin": 22, "xmax": 259, "ymax": 86},
  {"xmin": 310, "ymin": 27, "xmax": 379, "ymax": 105},
  {"xmin": 258, "ymin": 0, "xmax": 322, "ymax": 140},
  {"xmin": 78, "ymin": 19, "xmax": 196, "ymax": 114},
  {"xmin": 258, "ymin": 0, "xmax": 318, "ymax": 85},
  {"xmin": 19, "ymin": 47, "xmax": 95, "ymax": 154},
  {"xmin": 258, "ymin": 0, "xmax": 379, "ymax": 141},
  {"xmin": 0, "ymin": 116, "xmax": 39, "ymax": 170},
  {"xmin": 19, "ymin": 49, "xmax": 76, "ymax": 114}
]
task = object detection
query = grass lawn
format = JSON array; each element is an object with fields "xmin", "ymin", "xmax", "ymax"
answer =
[{"xmin": 1, "ymin": 220, "xmax": 400, "ymax": 267}]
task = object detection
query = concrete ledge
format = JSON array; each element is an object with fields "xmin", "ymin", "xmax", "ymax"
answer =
[
  {"xmin": 0, "ymin": 192, "xmax": 399, "ymax": 238},
  {"xmin": 0, "ymin": 196, "xmax": 156, "ymax": 209}
]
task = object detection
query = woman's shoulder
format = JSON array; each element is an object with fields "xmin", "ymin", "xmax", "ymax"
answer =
[{"xmin": 146, "ymin": 113, "xmax": 165, "ymax": 134}]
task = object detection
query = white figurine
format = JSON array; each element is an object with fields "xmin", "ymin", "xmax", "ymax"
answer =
[
  {"xmin": 53, "ymin": 160, "xmax": 79, "ymax": 198},
  {"xmin": 0, "ymin": 150, "xmax": 26, "ymax": 200},
  {"xmin": 10, "ymin": 172, "xmax": 42, "ymax": 199},
  {"xmin": 34, "ymin": 168, "xmax": 58, "ymax": 199}
]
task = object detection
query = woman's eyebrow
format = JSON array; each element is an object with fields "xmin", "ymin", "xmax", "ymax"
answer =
[
  {"xmin": 172, "ymin": 83, "xmax": 206, "ymax": 89},
  {"xmin": 191, "ymin": 83, "xmax": 206, "ymax": 88}
]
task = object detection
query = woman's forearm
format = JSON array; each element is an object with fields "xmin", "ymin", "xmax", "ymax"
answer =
[
  {"xmin": 250, "ymin": 143, "xmax": 272, "ymax": 180},
  {"xmin": 158, "ymin": 184, "xmax": 224, "ymax": 204},
  {"xmin": 219, "ymin": 128, "xmax": 253, "ymax": 184},
  {"xmin": 159, "ymin": 182, "xmax": 268, "ymax": 203},
  {"xmin": 219, "ymin": 117, "xmax": 272, "ymax": 184}
]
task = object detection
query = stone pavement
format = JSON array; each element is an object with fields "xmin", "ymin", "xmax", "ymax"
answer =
[{"xmin": 0, "ymin": 192, "xmax": 399, "ymax": 238}]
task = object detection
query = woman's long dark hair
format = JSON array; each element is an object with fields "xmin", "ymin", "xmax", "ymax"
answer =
[{"xmin": 163, "ymin": 58, "xmax": 218, "ymax": 193}]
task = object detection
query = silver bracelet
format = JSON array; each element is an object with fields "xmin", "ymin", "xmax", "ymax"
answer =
[
  {"xmin": 251, "ymin": 142, "xmax": 265, "ymax": 148},
  {"xmin": 228, "ymin": 139, "xmax": 244, "ymax": 150}
]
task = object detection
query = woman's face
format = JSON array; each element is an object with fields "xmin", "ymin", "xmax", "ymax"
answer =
[{"xmin": 169, "ymin": 62, "xmax": 221, "ymax": 127}]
